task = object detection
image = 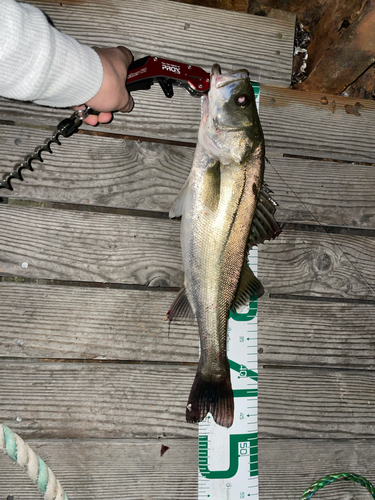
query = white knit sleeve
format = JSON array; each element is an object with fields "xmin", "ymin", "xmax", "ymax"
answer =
[{"xmin": 0, "ymin": 0, "xmax": 103, "ymax": 107}]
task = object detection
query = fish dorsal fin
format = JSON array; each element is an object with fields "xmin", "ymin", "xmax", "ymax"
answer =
[
  {"xmin": 231, "ymin": 259, "xmax": 264, "ymax": 312},
  {"xmin": 169, "ymin": 174, "xmax": 191, "ymax": 218},
  {"xmin": 248, "ymin": 183, "xmax": 282, "ymax": 248},
  {"xmin": 165, "ymin": 286, "xmax": 196, "ymax": 323}
]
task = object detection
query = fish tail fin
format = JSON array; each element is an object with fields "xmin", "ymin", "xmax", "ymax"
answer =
[{"xmin": 186, "ymin": 362, "xmax": 234, "ymax": 428}]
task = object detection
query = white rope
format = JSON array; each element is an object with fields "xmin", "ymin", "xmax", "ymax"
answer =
[{"xmin": 0, "ymin": 425, "xmax": 68, "ymax": 500}]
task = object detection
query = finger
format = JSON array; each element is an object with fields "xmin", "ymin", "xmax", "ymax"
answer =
[
  {"xmin": 83, "ymin": 114, "xmax": 99, "ymax": 126},
  {"xmin": 73, "ymin": 105, "xmax": 99, "ymax": 126},
  {"xmin": 97, "ymin": 112, "xmax": 113, "ymax": 124}
]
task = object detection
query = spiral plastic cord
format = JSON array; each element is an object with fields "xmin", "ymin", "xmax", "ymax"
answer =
[{"xmin": 300, "ymin": 472, "xmax": 375, "ymax": 499}]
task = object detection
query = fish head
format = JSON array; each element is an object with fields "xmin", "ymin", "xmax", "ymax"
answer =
[{"xmin": 198, "ymin": 64, "xmax": 263, "ymax": 165}]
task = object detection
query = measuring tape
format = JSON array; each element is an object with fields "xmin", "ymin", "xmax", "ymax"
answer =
[
  {"xmin": 198, "ymin": 83, "xmax": 260, "ymax": 500},
  {"xmin": 199, "ymin": 246, "xmax": 259, "ymax": 500}
]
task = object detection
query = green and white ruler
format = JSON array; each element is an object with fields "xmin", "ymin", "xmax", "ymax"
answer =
[
  {"xmin": 198, "ymin": 247, "xmax": 259, "ymax": 500},
  {"xmin": 198, "ymin": 83, "xmax": 260, "ymax": 500}
]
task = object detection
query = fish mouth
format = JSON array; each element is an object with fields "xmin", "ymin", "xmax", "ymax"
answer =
[
  {"xmin": 211, "ymin": 63, "xmax": 222, "ymax": 78},
  {"xmin": 210, "ymin": 64, "xmax": 221, "ymax": 89},
  {"xmin": 210, "ymin": 64, "xmax": 250, "ymax": 90}
]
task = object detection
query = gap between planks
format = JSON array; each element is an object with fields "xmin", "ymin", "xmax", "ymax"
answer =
[
  {"xmin": 0, "ymin": 357, "xmax": 198, "ymax": 367},
  {"xmin": 2, "ymin": 275, "xmax": 375, "ymax": 305}
]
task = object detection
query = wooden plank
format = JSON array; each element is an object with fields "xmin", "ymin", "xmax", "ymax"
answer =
[
  {"xmin": 0, "ymin": 282, "xmax": 198, "ymax": 361},
  {"xmin": 0, "ymin": 438, "xmax": 198, "ymax": 500},
  {"xmin": 258, "ymin": 297, "xmax": 375, "ymax": 370},
  {"xmin": 0, "ymin": 204, "xmax": 184, "ymax": 287},
  {"xmin": 0, "ymin": 362, "xmax": 198, "ymax": 439},
  {"xmin": 2, "ymin": 205, "xmax": 374, "ymax": 298},
  {"xmin": 295, "ymin": 0, "xmax": 375, "ymax": 95},
  {"xmin": 258, "ymin": 366, "xmax": 375, "ymax": 439},
  {"xmin": 260, "ymin": 86, "xmax": 375, "ymax": 163},
  {"xmin": 258, "ymin": 439, "xmax": 375, "ymax": 500},
  {"xmin": 0, "ymin": 87, "xmax": 202, "ymax": 142},
  {"xmin": 0, "ymin": 0, "xmax": 294, "ymax": 148},
  {"xmin": 22, "ymin": 0, "xmax": 295, "ymax": 88},
  {"xmin": 1, "ymin": 362, "xmax": 375, "ymax": 439},
  {"xmin": 264, "ymin": 154, "xmax": 375, "ymax": 229},
  {"xmin": 3, "ymin": 125, "xmax": 375, "ymax": 230},
  {"xmin": 1, "ymin": 437, "xmax": 375, "ymax": 500},
  {"xmin": 259, "ymin": 229, "xmax": 375, "ymax": 300},
  {"xmin": 1, "ymin": 124, "xmax": 194, "ymax": 212},
  {"xmin": 2, "ymin": 283, "xmax": 375, "ymax": 369},
  {"xmin": 2, "ymin": 85, "xmax": 375, "ymax": 159}
]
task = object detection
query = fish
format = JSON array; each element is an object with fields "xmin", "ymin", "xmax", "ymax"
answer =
[{"xmin": 168, "ymin": 64, "xmax": 281, "ymax": 427}]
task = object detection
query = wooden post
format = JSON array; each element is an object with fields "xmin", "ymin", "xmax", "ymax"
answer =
[{"xmin": 294, "ymin": 0, "xmax": 375, "ymax": 94}]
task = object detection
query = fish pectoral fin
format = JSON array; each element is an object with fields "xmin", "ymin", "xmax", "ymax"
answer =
[
  {"xmin": 248, "ymin": 183, "xmax": 282, "ymax": 248},
  {"xmin": 231, "ymin": 259, "xmax": 264, "ymax": 311},
  {"xmin": 169, "ymin": 173, "xmax": 191, "ymax": 218},
  {"xmin": 165, "ymin": 286, "xmax": 195, "ymax": 323},
  {"xmin": 201, "ymin": 159, "xmax": 220, "ymax": 212}
]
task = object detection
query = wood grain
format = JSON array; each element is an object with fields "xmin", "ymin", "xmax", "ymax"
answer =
[
  {"xmin": 0, "ymin": 282, "xmax": 198, "ymax": 361},
  {"xmin": 0, "ymin": 362, "xmax": 198, "ymax": 439},
  {"xmin": 0, "ymin": 204, "xmax": 184, "ymax": 286},
  {"xmin": 264, "ymin": 154, "xmax": 375, "ymax": 229},
  {"xmin": 1, "ymin": 124, "xmax": 194, "ymax": 211},
  {"xmin": 1, "ymin": 85, "xmax": 374, "ymax": 160},
  {"xmin": 258, "ymin": 439, "xmax": 375, "ymax": 500},
  {"xmin": 1, "ymin": 362, "xmax": 375, "ymax": 439},
  {"xmin": 258, "ymin": 297, "xmax": 375, "ymax": 370},
  {"xmin": 0, "ymin": 438, "xmax": 198, "ymax": 500},
  {"xmin": 259, "ymin": 230, "xmax": 375, "ymax": 300},
  {"xmin": 22, "ymin": 0, "xmax": 295, "ymax": 87},
  {"xmin": 2, "ymin": 282, "xmax": 375, "ymax": 370},
  {"xmin": 2, "ymin": 205, "xmax": 374, "ymax": 298},
  {"xmin": 1, "ymin": 438, "xmax": 375, "ymax": 500},
  {"xmin": 3, "ymin": 125, "xmax": 375, "ymax": 230},
  {"xmin": 260, "ymin": 86, "xmax": 375, "ymax": 163},
  {"xmin": 258, "ymin": 366, "xmax": 375, "ymax": 439},
  {"xmin": 0, "ymin": 2, "xmax": 373, "ymax": 497}
]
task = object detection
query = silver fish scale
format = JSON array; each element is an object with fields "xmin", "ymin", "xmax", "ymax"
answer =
[{"xmin": 182, "ymin": 145, "xmax": 262, "ymax": 379}]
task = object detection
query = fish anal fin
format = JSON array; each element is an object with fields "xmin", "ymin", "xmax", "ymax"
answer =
[
  {"xmin": 186, "ymin": 360, "xmax": 234, "ymax": 428},
  {"xmin": 231, "ymin": 259, "xmax": 264, "ymax": 312},
  {"xmin": 165, "ymin": 286, "xmax": 195, "ymax": 323},
  {"xmin": 248, "ymin": 183, "xmax": 282, "ymax": 248}
]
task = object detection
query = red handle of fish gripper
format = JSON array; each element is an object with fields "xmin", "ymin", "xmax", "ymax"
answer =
[{"xmin": 126, "ymin": 56, "xmax": 211, "ymax": 97}]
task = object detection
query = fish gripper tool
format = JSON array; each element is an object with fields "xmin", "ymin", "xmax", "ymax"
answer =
[{"xmin": 0, "ymin": 56, "xmax": 211, "ymax": 191}]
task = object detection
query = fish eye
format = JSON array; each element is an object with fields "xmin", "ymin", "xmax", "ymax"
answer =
[{"xmin": 235, "ymin": 94, "xmax": 251, "ymax": 108}]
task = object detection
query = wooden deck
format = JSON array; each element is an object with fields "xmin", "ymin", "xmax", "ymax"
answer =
[{"xmin": 1, "ymin": 1, "xmax": 375, "ymax": 498}]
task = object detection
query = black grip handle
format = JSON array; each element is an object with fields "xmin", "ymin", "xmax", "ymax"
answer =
[
  {"xmin": 128, "ymin": 56, "xmax": 150, "ymax": 72},
  {"xmin": 126, "ymin": 56, "xmax": 154, "ymax": 93}
]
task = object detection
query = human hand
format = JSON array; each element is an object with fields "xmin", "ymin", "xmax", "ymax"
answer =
[{"xmin": 74, "ymin": 46, "xmax": 134, "ymax": 126}]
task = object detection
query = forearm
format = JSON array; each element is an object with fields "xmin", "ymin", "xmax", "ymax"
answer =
[{"xmin": 0, "ymin": 0, "xmax": 103, "ymax": 107}]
